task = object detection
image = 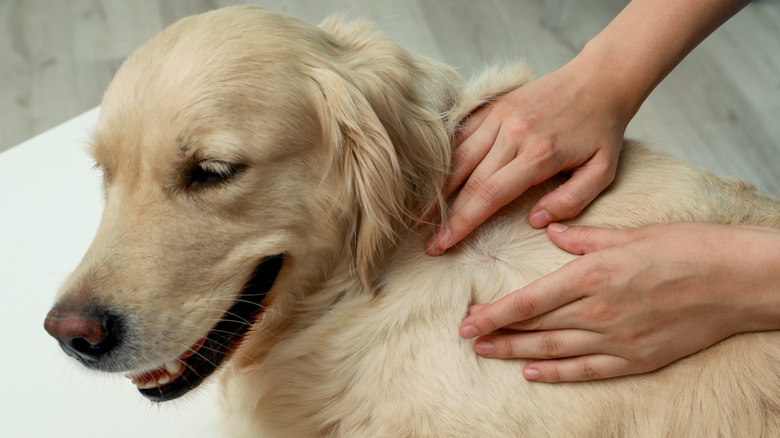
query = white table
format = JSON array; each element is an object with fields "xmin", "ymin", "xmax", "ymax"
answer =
[{"xmin": 0, "ymin": 108, "xmax": 226, "ymax": 437}]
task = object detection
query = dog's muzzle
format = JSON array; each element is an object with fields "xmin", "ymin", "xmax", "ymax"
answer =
[{"xmin": 44, "ymin": 255, "xmax": 284, "ymax": 402}]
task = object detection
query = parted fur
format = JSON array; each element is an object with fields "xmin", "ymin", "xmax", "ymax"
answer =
[{"xmin": 56, "ymin": 6, "xmax": 780, "ymax": 437}]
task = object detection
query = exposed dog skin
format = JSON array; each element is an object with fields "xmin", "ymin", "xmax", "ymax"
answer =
[{"xmin": 44, "ymin": 6, "xmax": 780, "ymax": 437}]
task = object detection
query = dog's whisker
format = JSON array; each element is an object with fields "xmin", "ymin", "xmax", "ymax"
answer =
[
  {"xmin": 194, "ymin": 295, "xmax": 270, "ymax": 306},
  {"xmin": 163, "ymin": 306, "xmax": 258, "ymax": 327}
]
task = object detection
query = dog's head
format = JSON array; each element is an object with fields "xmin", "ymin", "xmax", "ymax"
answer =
[{"xmin": 43, "ymin": 6, "xmax": 460, "ymax": 402}]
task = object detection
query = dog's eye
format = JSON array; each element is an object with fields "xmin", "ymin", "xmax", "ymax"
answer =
[{"xmin": 187, "ymin": 161, "xmax": 240, "ymax": 189}]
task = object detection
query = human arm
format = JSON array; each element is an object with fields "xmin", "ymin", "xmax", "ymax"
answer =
[
  {"xmin": 425, "ymin": 0, "xmax": 751, "ymax": 256},
  {"xmin": 459, "ymin": 222, "xmax": 780, "ymax": 382}
]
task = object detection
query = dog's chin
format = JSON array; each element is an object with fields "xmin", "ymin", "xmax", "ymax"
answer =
[{"xmin": 126, "ymin": 255, "xmax": 284, "ymax": 402}]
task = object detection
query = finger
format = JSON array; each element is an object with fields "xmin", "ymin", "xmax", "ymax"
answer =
[
  {"xmin": 546, "ymin": 223, "xmax": 639, "ymax": 255},
  {"xmin": 436, "ymin": 153, "xmax": 564, "ymax": 255},
  {"xmin": 436, "ymin": 164, "xmax": 533, "ymax": 255},
  {"xmin": 413, "ymin": 204, "xmax": 439, "ymax": 227},
  {"xmin": 445, "ymin": 109, "xmax": 497, "ymax": 199},
  {"xmin": 448, "ymin": 132, "xmax": 525, "ymax": 214},
  {"xmin": 466, "ymin": 304, "xmax": 489, "ymax": 316},
  {"xmin": 470, "ymin": 301, "xmax": 575, "ymax": 333},
  {"xmin": 445, "ymin": 129, "xmax": 499, "ymax": 199},
  {"xmin": 528, "ymin": 153, "xmax": 617, "ymax": 228},
  {"xmin": 453, "ymin": 104, "xmax": 492, "ymax": 148},
  {"xmin": 459, "ymin": 263, "xmax": 584, "ymax": 338},
  {"xmin": 522, "ymin": 354, "xmax": 633, "ymax": 382},
  {"xmin": 449, "ymin": 121, "xmax": 560, "ymax": 218},
  {"xmin": 429, "ymin": 119, "xmax": 502, "ymax": 255},
  {"xmin": 473, "ymin": 329, "xmax": 604, "ymax": 360}
]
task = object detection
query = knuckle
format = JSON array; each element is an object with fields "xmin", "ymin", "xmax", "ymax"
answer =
[
  {"xmin": 582, "ymin": 302, "xmax": 617, "ymax": 325},
  {"xmin": 509, "ymin": 294, "xmax": 538, "ymax": 321},
  {"xmin": 451, "ymin": 147, "xmax": 475, "ymax": 171},
  {"xmin": 476, "ymin": 180, "xmax": 503, "ymax": 205},
  {"xmin": 613, "ymin": 326, "xmax": 648, "ymax": 345},
  {"xmin": 496, "ymin": 337, "xmax": 516, "ymax": 358},
  {"xmin": 589, "ymin": 159, "xmax": 617, "ymax": 189},
  {"xmin": 598, "ymin": 161, "xmax": 618, "ymax": 184},
  {"xmin": 577, "ymin": 265, "xmax": 609, "ymax": 291},
  {"xmin": 606, "ymin": 164, "xmax": 617, "ymax": 183},
  {"xmin": 447, "ymin": 210, "xmax": 478, "ymax": 234},
  {"xmin": 628, "ymin": 344, "xmax": 663, "ymax": 372},
  {"xmin": 504, "ymin": 118, "xmax": 531, "ymax": 141},
  {"xmin": 552, "ymin": 190, "xmax": 582, "ymax": 217},
  {"xmin": 544, "ymin": 366, "xmax": 563, "ymax": 383},
  {"xmin": 580, "ymin": 226, "xmax": 602, "ymax": 243},
  {"xmin": 539, "ymin": 333, "xmax": 563, "ymax": 358},
  {"xmin": 470, "ymin": 308, "xmax": 504, "ymax": 333},
  {"xmin": 632, "ymin": 353, "xmax": 656, "ymax": 372},
  {"xmin": 524, "ymin": 139, "xmax": 555, "ymax": 163},
  {"xmin": 461, "ymin": 174, "xmax": 486, "ymax": 196},
  {"xmin": 579, "ymin": 359, "xmax": 601, "ymax": 380},
  {"xmin": 577, "ymin": 253, "xmax": 619, "ymax": 287}
]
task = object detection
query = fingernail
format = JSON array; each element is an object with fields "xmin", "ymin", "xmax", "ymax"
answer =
[
  {"xmin": 524, "ymin": 368, "xmax": 541, "ymax": 381},
  {"xmin": 460, "ymin": 325, "xmax": 478, "ymax": 339},
  {"xmin": 425, "ymin": 228, "xmax": 452, "ymax": 256},
  {"xmin": 475, "ymin": 341, "xmax": 494, "ymax": 356},
  {"xmin": 424, "ymin": 236, "xmax": 438, "ymax": 255},
  {"xmin": 530, "ymin": 209, "xmax": 553, "ymax": 228},
  {"xmin": 435, "ymin": 227, "xmax": 451, "ymax": 249},
  {"xmin": 547, "ymin": 222, "xmax": 568, "ymax": 233}
]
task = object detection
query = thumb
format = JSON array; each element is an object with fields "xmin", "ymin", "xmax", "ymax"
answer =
[{"xmin": 546, "ymin": 223, "xmax": 637, "ymax": 255}]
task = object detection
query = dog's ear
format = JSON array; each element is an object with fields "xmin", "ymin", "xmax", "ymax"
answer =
[{"xmin": 306, "ymin": 67, "xmax": 406, "ymax": 291}]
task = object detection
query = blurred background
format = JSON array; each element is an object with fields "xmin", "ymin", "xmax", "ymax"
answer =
[{"xmin": 2, "ymin": 0, "xmax": 779, "ymax": 191}]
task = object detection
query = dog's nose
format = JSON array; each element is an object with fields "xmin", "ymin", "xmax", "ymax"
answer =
[{"xmin": 44, "ymin": 306, "xmax": 119, "ymax": 364}]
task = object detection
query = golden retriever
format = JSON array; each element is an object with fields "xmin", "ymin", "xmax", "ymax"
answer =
[{"xmin": 44, "ymin": 6, "xmax": 780, "ymax": 437}]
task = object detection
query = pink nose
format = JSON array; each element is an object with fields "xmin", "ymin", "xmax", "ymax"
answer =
[{"xmin": 44, "ymin": 306, "xmax": 118, "ymax": 365}]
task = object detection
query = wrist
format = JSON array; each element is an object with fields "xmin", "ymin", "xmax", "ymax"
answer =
[
  {"xmin": 567, "ymin": 40, "xmax": 647, "ymax": 127},
  {"xmin": 700, "ymin": 225, "xmax": 780, "ymax": 334},
  {"xmin": 736, "ymin": 227, "xmax": 780, "ymax": 333},
  {"xmin": 572, "ymin": 0, "xmax": 751, "ymax": 129}
]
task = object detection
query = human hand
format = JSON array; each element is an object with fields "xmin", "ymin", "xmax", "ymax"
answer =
[
  {"xmin": 425, "ymin": 56, "xmax": 630, "ymax": 256},
  {"xmin": 459, "ymin": 222, "xmax": 780, "ymax": 382}
]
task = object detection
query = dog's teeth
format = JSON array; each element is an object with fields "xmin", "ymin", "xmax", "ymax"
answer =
[
  {"xmin": 137, "ymin": 379, "xmax": 160, "ymax": 390},
  {"xmin": 165, "ymin": 360, "xmax": 183, "ymax": 375},
  {"xmin": 126, "ymin": 361, "xmax": 182, "ymax": 390}
]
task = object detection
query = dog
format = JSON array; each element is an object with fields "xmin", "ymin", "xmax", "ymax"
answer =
[{"xmin": 43, "ymin": 6, "xmax": 780, "ymax": 437}]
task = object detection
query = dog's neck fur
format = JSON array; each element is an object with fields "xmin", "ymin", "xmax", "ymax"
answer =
[{"xmin": 224, "ymin": 18, "xmax": 535, "ymax": 409}]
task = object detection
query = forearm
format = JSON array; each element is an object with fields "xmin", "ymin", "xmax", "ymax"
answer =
[{"xmin": 575, "ymin": 0, "xmax": 750, "ymax": 122}]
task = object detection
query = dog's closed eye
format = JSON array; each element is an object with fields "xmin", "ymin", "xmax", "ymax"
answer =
[{"xmin": 187, "ymin": 161, "xmax": 244, "ymax": 190}]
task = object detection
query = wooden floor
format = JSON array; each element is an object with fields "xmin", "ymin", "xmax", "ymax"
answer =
[{"xmin": 2, "ymin": 0, "xmax": 779, "ymax": 195}]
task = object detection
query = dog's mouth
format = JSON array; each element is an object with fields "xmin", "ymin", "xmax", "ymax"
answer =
[{"xmin": 125, "ymin": 255, "xmax": 284, "ymax": 402}]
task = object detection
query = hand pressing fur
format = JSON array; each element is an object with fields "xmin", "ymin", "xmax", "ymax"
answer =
[{"xmin": 460, "ymin": 222, "xmax": 780, "ymax": 382}]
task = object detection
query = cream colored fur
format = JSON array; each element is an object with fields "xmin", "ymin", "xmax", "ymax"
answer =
[{"xmin": 56, "ymin": 6, "xmax": 780, "ymax": 437}]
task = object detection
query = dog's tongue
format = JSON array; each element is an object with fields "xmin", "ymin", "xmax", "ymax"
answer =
[{"xmin": 126, "ymin": 338, "xmax": 206, "ymax": 389}]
